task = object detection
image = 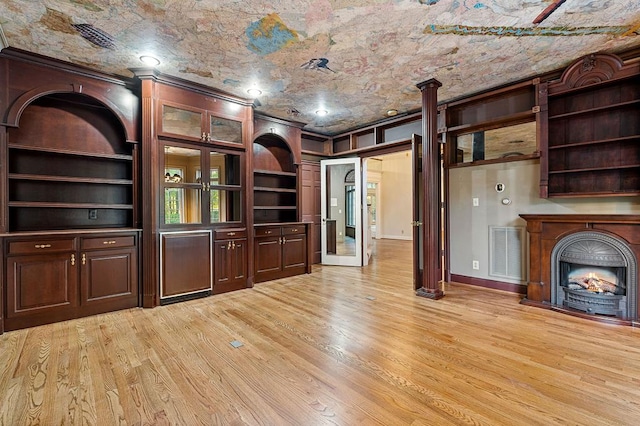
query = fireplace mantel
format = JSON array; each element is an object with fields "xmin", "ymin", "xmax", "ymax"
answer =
[{"xmin": 519, "ymin": 214, "xmax": 640, "ymax": 326}]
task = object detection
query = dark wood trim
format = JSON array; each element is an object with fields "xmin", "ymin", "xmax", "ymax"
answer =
[
  {"xmin": 130, "ymin": 67, "xmax": 254, "ymax": 107},
  {"xmin": 446, "ymin": 153, "xmax": 540, "ymax": 169},
  {"xmin": 450, "ymin": 274, "xmax": 527, "ymax": 294},
  {"xmin": 0, "ymin": 47, "xmax": 135, "ymax": 87}
]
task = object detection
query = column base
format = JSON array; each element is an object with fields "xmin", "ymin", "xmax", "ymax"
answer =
[{"xmin": 416, "ymin": 287, "xmax": 444, "ymax": 300}]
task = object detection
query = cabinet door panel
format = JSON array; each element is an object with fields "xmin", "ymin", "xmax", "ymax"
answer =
[
  {"xmin": 6, "ymin": 253, "xmax": 78, "ymax": 317},
  {"xmin": 231, "ymin": 239, "xmax": 247, "ymax": 281},
  {"xmin": 214, "ymin": 238, "xmax": 247, "ymax": 294},
  {"xmin": 161, "ymin": 232, "xmax": 212, "ymax": 299},
  {"xmin": 255, "ymin": 237, "xmax": 282, "ymax": 274},
  {"xmin": 82, "ymin": 248, "xmax": 136, "ymax": 304},
  {"xmin": 282, "ymin": 235, "xmax": 307, "ymax": 270},
  {"xmin": 214, "ymin": 240, "xmax": 231, "ymax": 285}
]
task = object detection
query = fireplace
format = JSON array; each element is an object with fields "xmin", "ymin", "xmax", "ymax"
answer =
[
  {"xmin": 551, "ymin": 232, "xmax": 636, "ymax": 319},
  {"xmin": 519, "ymin": 214, "xmax": 640, "ymax": 326}
]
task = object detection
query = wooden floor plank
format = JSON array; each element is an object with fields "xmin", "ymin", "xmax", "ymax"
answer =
[{"xmin": 2, "ymin": 239, "xmax": 640, "ymax": 425}]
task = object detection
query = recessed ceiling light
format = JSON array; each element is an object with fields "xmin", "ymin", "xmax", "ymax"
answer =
[
  {"xmin": 247, "ymin": 88, "xmax": 262, "ymax": 97},
  {"xmin": 139, "ymin": 55, "xmax": 160, "ymax": 66},
  {"xmin": 315, "ymin": 109, "xmax": 328, "ymax": 116},
  {"xmin": 386, "ymin": 109, "xmax": 398, "ymax": 117}
]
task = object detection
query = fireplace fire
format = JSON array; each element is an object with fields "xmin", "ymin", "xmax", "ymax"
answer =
[{"xmin": 561, "ymin": 266, "xmax": 625, "ymax": 316}]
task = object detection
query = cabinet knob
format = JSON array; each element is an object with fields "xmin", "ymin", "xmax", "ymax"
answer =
[
  {"xmin": 35, "ymin": 244, "xmax": 52, "ymax": 249},
  {"xmin": 103, "ymin": 240, "xmax": 117, "ymax": 245},
  {"xmin": 228, "ymin": 232, "xmax": 236, "ymax": 236}
]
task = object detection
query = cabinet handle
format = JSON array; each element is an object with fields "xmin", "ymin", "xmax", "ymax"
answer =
[
  {"xmin": 71, "ymin": 254, "xmax": 75, "ymax": 266},
  {"xmin": 201, "ymin": 132, "xmax": 207, "ymax": 141},
  {"xmin": 201, "ymin": 182, "xmax": 207, "ymax": 191},
  {"xmin": 228, "ymin": 232, "xmax": 236, "ymax": 236},
  {"xmin": 82, "ymin": 253, "xmax": 86, "ymax": 265},
  {"xmin": 292, "ymin": 228, "xmax": 297, "ymax": 232},
  {"xmin": 227, "ymin": 241, "xmax": 231, "ymax": 250},
  {"xmin": 103, "ymin": 240, "xmax": 117, "ymax": 245},
  {"xmin": 282, "ymin": 237, "xmax": 286, "ymax": 244},
  {"xmin": 232, "ymin": 241, "xmax": 236, "ymax": 249},
  {"xmin": 206, "ymin": 182, "xmax": 211, "ymax": 191},
  {"xmin": 34, "ymin": 244, "xmax": 52, "ymax": 249},
  {"xmin": 206, "ymin": 133, "xmax": 211, "ymax": 142},
  {"xmin": 265, "ymin": 230, "xmax": 271, "ymax": 234}
]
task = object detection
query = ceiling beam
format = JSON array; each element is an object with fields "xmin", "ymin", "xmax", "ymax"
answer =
[{"xmin": 533, "ymin": 0, "xmax": 567, "ymax": 25}]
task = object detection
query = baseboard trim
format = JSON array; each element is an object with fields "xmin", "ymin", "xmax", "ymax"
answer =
[{"xmin": 450, "ymin": 274, "xmax": 527, "ymax": 295}]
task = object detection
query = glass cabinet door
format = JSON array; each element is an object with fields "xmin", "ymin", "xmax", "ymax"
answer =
[
  {"xmin": 162, "ymin": 144, "xmax": 242, "ymax": 226},
  {"xmin": 209, "ymin": 152, "xmax": 242, "ymax": 223},
  {"xmin": 163, "ymin": 145, "xmax": 203, "ymax": 224},
  {"xmin": 160, "ymin": 103, "xmax": 204, "ymax": 140},
  {"xmin": 208, "ymin": 115, "xmax": 243, "ymax": 144}
]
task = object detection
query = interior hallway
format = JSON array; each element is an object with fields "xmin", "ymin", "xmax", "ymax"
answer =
[{"xmin": 1, "ymin": 239, "xmax": 639, "ymax": 425}]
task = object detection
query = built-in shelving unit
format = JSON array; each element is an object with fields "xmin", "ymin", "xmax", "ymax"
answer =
[
  {"xmin": 253, "ymin": 135, "xmax": 298, "ymax": 224},
  {"xmin": 540, "ymin": 53, "xmax": 640, "ymax": 198},
  {"xmin": 7, "ymin": 94, "xmax": 135, "ymax": 232},
  {"xmin": 0, "ymin": 49, "xmax": 142, "ymax": 333}
]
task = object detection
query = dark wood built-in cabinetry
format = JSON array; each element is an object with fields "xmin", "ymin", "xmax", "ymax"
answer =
[
  {"xmin": 251, "ymin": 116, "xmax": 311, "ymax": 280},
  {"xmin": 539, "ymin": 53, "xmax": 640, "ymax": 198},
  {"xmin": 254, "ymin": 224, "xmax": 310, "ymax": 283},
  {"xmin": 0, "ymin": 48, "xmax": 141, "ymax": 332},
  {"xmin": 134, "ymin": 69, "xmax": 253, "ymax": 306},
  {"xmin": 4, "ymin": 232, "xmax": 138, "ymax": 331},
  {"xmin": 214, "ymin": 228, "xmax": 248, "ymax": 294}
]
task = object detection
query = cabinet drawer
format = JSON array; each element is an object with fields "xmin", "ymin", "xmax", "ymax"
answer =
[
  {"xmin": 8, "ymin": 238, "xmax": 76, "ymax": 255},
  {"xmin": 283, "ymin": 225, "xmax": 305, "ymax": 235},
  {"xmin": 255, "ymin": 227, "xmax": 281, "ymax": 237},
  {"xmin": 214, "ymin": 229, "xmax": 247, "ymax": 240},
  {"xmin": 81, "ymin": 235, "xmax": 136, "ymax": 250}
]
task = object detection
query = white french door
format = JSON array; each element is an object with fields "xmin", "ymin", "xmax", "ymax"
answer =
[{"xmin": 320, "ymin": 158, "xmax": 363, "ymax": 266}]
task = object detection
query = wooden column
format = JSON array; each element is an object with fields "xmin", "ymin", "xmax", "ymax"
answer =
[
  {"xmin": 133, "ymin": 71, "xmax": 159, "ymax": 308},
  {"xmin": 416, "ymin": 78, "xmax": 444, "ymax": 300}
]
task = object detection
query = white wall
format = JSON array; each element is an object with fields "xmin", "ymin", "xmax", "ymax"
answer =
[
  {"xmin": 448, "ymin": 159, "xmax": 640, "ymax": 283},
  {"xmin": 378, "ymin": 152, "xmax": 413, "ymax": 240}
]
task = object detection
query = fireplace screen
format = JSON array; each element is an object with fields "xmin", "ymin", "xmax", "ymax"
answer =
[
  {"xmin": 551, "ymin": 232, "xmax": 637, "ymax": 320},
  {"xmin": 560, "ymin": 264, "xmax": 626, "ymax": 316}
]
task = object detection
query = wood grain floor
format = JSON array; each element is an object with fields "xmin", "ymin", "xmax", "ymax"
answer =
[{"xmin": 2, "ymin": 239, "xmax": 640, "ymax": 425}]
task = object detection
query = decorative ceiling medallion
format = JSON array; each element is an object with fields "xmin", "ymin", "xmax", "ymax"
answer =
[{"xmin": 72, "ymin": 24, "xmax": 115, "ymax": 49}]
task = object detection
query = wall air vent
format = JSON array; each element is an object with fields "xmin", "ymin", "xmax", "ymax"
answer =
[
  {"xmin": 72, "ymin": 24, "xmax": 116, "ymax": 49},
  {"xmin": 489, "ymin": 226, "xmax": 525, "ymax": 281}
]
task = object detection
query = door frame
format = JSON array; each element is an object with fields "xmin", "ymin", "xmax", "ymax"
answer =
[{"xmin": 320, "ymin": 158, "xmax": 363, "ymax": 266}]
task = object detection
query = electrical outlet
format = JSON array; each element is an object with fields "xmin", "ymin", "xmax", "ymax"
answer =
[
  {"xmin": 472, "ymin": 260, "xmax": 480, "ymax": 270},
  {"xmin": 88, "ymin": 209, "xmax": 98, "ymax": 220},
  {"xmin": 472, "ymin": 197, "xmax": 479, "ymax": 207}
]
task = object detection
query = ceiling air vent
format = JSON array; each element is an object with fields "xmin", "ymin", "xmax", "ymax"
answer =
[{"xmin": 72, "ymin": 24, "xmax": 115, "ymax": 49}]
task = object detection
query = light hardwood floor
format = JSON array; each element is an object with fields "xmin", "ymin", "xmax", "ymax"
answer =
[{"xmin": 1, "ymin": 239, "xmax": 640, "ymax": 425}]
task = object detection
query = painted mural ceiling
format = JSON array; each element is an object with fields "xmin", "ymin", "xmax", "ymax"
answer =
[{"xmin": 1, "ymin": 1, "xmax": 639, "ymax": 135}]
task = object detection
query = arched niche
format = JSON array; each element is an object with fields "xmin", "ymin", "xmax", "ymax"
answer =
[
  {"xmin": 4, "ymin": 84, "xmax": 137, "ymax": 144},
  {"xmin": 252, "ymin": 133, "xmax": 296, "ymax": 173},
  {"xmin": 7, "ymin": 91, "xmax": 130, "ymax": 156}
]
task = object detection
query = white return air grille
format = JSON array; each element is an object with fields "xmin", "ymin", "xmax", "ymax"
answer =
[{"xmin": 489, "ymin": 226, "xmax": 525, "ymax": 281}]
